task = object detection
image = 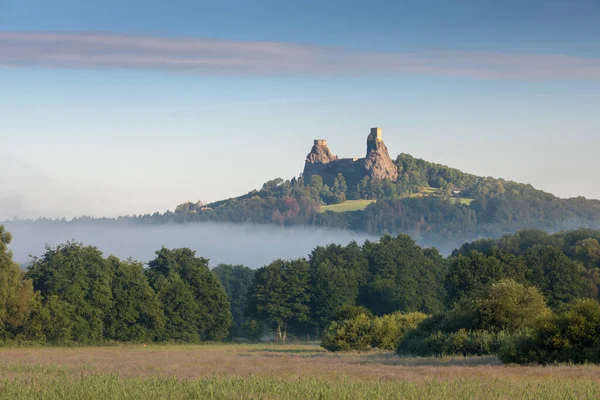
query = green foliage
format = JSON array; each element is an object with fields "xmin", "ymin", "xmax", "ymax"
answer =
[
  {"xmin": 445, "ymin": 249, "xmax": 529, "ymax": 305},
  {"xmin": 359, "ymin": 234, "xmax": 445, "ymax": 315},
  {"xmin": 26, "ymin": 242, "xmax": 113, "ymax": 343},
  {"xmin": 321, "ymin": 313, "xmax": 373, "ymax": 352},
  {"xmin": 499, "ymin": 299, "xmax": 600, "ymax": 365},
  {"xmin": 246, "ymin": 259, "xmax": 310, "ymax": 342},
  {"xmin": 241, "ymin": 319, "xmax": 262, "ymax": 341},
  {"xmin": 0, "ymin": 226, "xmax": 34, "ymax": 338},
  {"xmin": 104, "ymin": 257, "xmax": 165, "ymax": 343},
  {"xmin": 308, "ymin": 242, "xmax": 368, "ymax": 332},
  {"xmin": 146, "ymin": 248, "xmax": 232, "ymax": 341},
  {"xmin": 400, "ymin": 281, "xmax": 550, "ymax": 357},
  {"xmin": 524, "ymin": 246, "xmax": 594, "ymax": 308},
  {"xmin": 461, "ymin": 280, "xmax": 551, "ymax": 332},
  {"xmin": 321, "ymin": 312, "xmax": 427, "ymax": 352},
  {"xmin": 370, "ymin": 312, "xmax": 428, "ymax": 350},
  {"xmin": 153, "ymin": 273, "xmax": 201, "ymax": 342},
  {"xmin": 213, "ymin": 264, "xmax": 255, "ymax": 337},
  {"xmin": 20, "ymin": 294, "xmax": 73, "ymax": 343},
  {"xmin": 333, "ymin": 305, "xmax": 374, "ymax": 322}
]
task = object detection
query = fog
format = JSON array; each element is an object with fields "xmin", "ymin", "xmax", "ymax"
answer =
[{"xmin": 3, "ymin": 221, "xmax": 378, "ymax": 268}]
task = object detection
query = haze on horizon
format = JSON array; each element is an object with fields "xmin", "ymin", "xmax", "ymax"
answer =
[{"xmin": 1, "ymin": 1, "xmax": 599, "ymax": 220}]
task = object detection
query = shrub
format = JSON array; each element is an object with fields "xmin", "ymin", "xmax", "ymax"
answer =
[
  {"xmin": 321, "ymin": 313, "xmax": 374, "ymax": 352},
  {"xmin": 371, "ymin": 312, "xmax": 428, "ymax": 350},
  {"xmin": 333, "ymin": 305, "xmax": 373, "ymax": 322},
  {"xmin": 399, "ymin": 280, "xmax": 549, "ymax": 357},
  {"xmin": 321, "ymin": 312, "xmax": 427, "ymax": 352},
  {"xmin": 498, "ymin": 299, "xmax": 600, "ymax": 365},
  {"xmin": 400, "ymin": 328, "xmax": 509, "ymax": 357},
  {"xmin": 459, "ymin": 279, "xmax": 551, "ymax": 332},
  {"xmin": 241, "ymin": 320, "xmax": 263, "ymax": 341}
]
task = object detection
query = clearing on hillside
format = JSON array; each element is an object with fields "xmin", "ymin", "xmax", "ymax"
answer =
[{"xmin": 319, "ymin": 199, "xmax": 376, "ymax": 213}]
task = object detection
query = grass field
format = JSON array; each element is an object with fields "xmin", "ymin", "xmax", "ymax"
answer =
[
  {"xmin": 1, "ymin": 343, "xmax": 599, "ymax": 399},
  {"xmin": 318, "ymin": 187, "xmax": 474, "ymax": 214},
  {"xmin": 408, "ymin": 186, "xmax": 437, "ymax": 198},
  {"xmin": 319, "ymin": 199, "xmax": 376, "ymax": 213},
  {"xmin": 450, "ymin": 197, "xmax": 474, "ymax": 205}
]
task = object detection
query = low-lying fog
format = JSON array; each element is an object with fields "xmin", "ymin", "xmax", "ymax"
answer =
[{"xmin": 4, "ymin": 221, "xmax": 378, "ymax": 268}]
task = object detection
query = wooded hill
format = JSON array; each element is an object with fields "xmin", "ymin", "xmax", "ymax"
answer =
[{"xmin": 174, "ymin": 153, "xmax": 600, "ymax": 251}]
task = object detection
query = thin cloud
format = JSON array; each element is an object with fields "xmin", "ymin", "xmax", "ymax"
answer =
[{"xmin": 1, "ymin": 31, "xmax": 600, "ymax": 79}]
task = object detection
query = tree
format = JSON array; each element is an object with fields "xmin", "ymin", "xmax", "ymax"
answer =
[
  {"xmin": 330, "ymin": 173, "xmax": 348, "ymax": 204},
  {"xmin": 104, "ymin": 257, "xmax": 165, "ymax": 342},
  {"xmin": 525, "ymin": 246, "xmax": 593, "ymax": 308},
  {"xmin": 308, "ymin": 242, "xmax": 368, "ymax": 332},
  {"xmin": 499, "ymin": 299, "xmax": 600, "ymax": 365},
  {"xmin": 247, "ymin": 259, "xmax": 310, "ymax": 342},
  {"xmin": 308, "ymin": 175, "xmax": 324, "ymax": 200},
  {"xmin": 574, "ymin": 238, "xmax": 600, "ymax": 269},
  {"xmin": 153, "ymin": 273, "xmax": 202, "ymax": 342},
  {"xmin": 445, "ymin": 248, "xmax": 529, "ymax": 306},
  {"xmin": 460, "ymin": 279, "xmax": 551, "ymax": 332},
  {"xmin": 0, "ymin": 226, "xmax": 34, "ymax": 338},
  {"xmin": 21, "ymin": 294, "xmax": 74, "ymax": 343},
  {"xmin": 26, "ymin": 242, "xmax": 113, "ymax": 342},
  {"xmin": 146, "ymin": 248, "xmax": 232, "ymax": 341},
  {"xmin": 213, "ymin": 264, "xmax": 255, "ymax": 337},
  {"xmin": 359, "ymin": 235, "xmax": 445, "ymax": 315}
]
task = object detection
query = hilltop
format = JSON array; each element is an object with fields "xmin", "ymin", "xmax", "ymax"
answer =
[{"xmin": 173, "ymin": 127, "xmax": 600, "ymax": 250}]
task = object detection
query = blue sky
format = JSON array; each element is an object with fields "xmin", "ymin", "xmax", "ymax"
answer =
[{"xmin": 1, "ymin": 0, "xmax": 599, "ymax": 219}]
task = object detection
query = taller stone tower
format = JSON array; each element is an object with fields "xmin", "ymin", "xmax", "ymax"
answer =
[{"xmin": 362, "ymin": 127, "xmax": 398, "ymax": 181}]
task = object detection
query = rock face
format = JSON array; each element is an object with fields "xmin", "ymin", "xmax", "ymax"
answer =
[
  {"xmin": 363, "ymin": 128, "xmax": 399, "ymax": 181},
  {"xmin": 305, "ymin": 140, "xmax": 337, "ymax": 164},
  {"xmin": 303, "ymin": 127, "xmax": 398, "ymax": 186}
]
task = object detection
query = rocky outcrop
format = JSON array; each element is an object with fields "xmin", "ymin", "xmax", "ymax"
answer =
[
  {"xmin": 303, "ymin": 128, "xmax": 398, "ymax": 186},
  {"xmin": 362, "ymin": 129, "xmax": 398, "ymax": 181},
  {"xmin": 305, "ymin": 140, "xmax": 337, "ymax": 164}
]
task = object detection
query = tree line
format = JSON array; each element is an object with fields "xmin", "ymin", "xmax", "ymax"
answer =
[{"xmin": 2, "ymin": 224, "xmax": 600, "ymax": 364}]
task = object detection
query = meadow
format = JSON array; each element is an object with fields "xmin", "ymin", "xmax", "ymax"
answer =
[
  {"xmin": 319, "ymin": 199, "xmax": 377, "ymax": 213},
  {"xmin": 1, "ymin": 343, "xmax": 599, "ymax": 399},
  {"xmin": 318, "ymin": 187, "xmax": 473, "ymax": 214}
]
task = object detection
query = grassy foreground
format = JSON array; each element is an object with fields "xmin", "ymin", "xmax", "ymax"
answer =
[{"xmin": 1, "ymin": 343, "xmax": 599, "ymax": 399}]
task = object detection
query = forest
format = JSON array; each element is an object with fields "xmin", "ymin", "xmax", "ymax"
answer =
[{"xmin": 2, "ymin": 224, "xmax": 600, "ymax": 364}]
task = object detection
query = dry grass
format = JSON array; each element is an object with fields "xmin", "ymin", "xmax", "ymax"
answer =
[
  {"xmin": 1, "ymin": 343, "xmax": 599, "ymax": 399},
  {"xmin": 1, "ymin": 343, "xmax": 600, "ymax": 382}
]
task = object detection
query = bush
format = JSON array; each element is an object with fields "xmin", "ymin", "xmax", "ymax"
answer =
[
  {"xmin": 333, "ymin": 305, "xmax": 373, "ymax": 322},
  {"xmin": 498, "ymin": 299, "xmax": 600, "ymax": 365},
  {"xmin": 399, "ymin": 280, "xmax": 549, "ymax": 357},
  {"xmin": 321, "ymin": 314, "xmax": 373, "ymax": 352},
  {"xmin": 400, "ymin": 328, "xmax": 509, "ymax": 357},
  {"xmin": 321, "ymin": 312, "xmax": 427, "ymax": 352},
  {"xmin": 241, "ymin": 320, "xmax": 263, "ymax": 341},
  {"xmin": 459, "ymin": 279, "xmax": 551, "ymax": 332},
  {"xmin": 371, "ymin": 312, "xmax": 428, "ymax": 350}
]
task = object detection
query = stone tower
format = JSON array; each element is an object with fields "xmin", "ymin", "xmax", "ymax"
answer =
[
  {"xmin": 370, "ymin": 127, "xmax": 383, "ymax": 141},
  {"xmin": 363, "ymin": 127, "xmax": 398, "ymax": 181}
]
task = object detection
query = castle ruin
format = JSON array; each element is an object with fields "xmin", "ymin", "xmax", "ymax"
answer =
[{"xmin": 303, "ymin": 127, "xmax": 398, "ymax": 187}]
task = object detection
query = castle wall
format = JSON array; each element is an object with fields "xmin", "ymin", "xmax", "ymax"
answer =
[
  {"xmin": 304, "ymin": 157, "xmax": 364, "ymax": 187},
  {"xmin": 304, "ymin": 127, "xmax": 396, "ymax": 187}
]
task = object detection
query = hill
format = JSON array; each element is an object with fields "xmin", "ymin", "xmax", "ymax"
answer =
[{"xmin": 174, "ymin": 127, "xmax": 600, "ymax": 251}]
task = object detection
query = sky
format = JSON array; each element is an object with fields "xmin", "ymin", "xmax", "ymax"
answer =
[{"xmin": 1, "ymin": 0, "xmax": 599, "ymax": 220}]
